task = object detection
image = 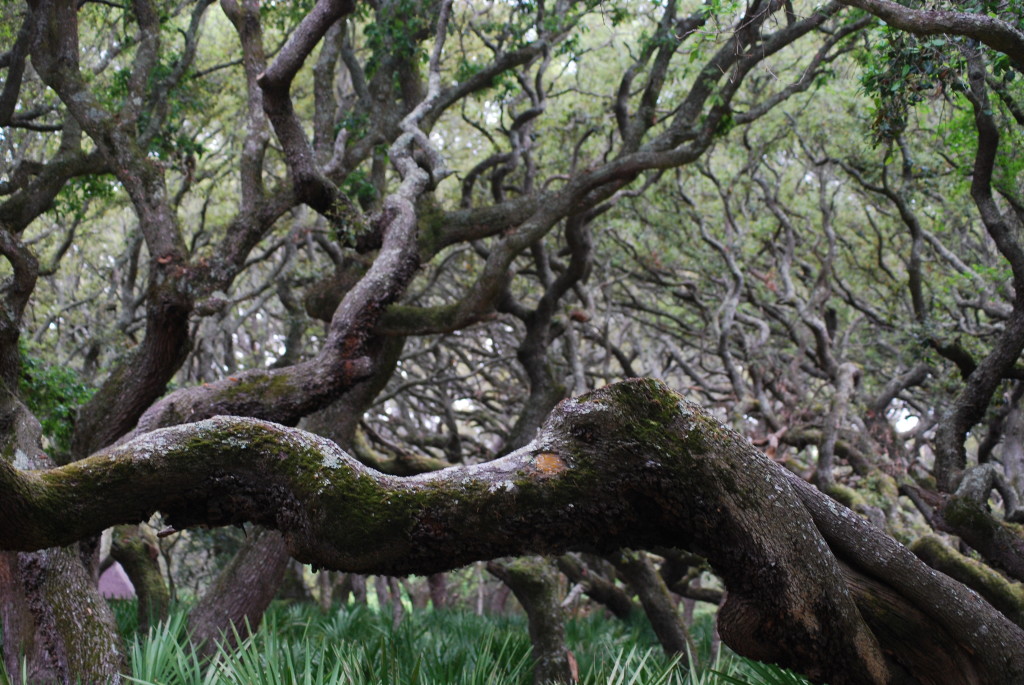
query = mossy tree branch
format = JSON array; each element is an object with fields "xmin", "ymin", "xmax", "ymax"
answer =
[{"xmin": 1, "ymin": 379, "xmax": 1023, "ymax": 684}]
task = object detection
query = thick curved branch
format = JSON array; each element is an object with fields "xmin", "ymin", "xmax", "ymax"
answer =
[
  {"xmin": 815, "ymin": 362, "xmax": 860, "ymax": 487},
  {"xmin": 964, "ymin": 50, "xmax": 1024, "ymax": 291},
  {"xmin": 257, "ymin": 0, "xmax": 355, "ymax": 211},
  {"xmin": 3, "ymin": 379, "xmax": 1023, "ymax": 684},
  {"xmin": 131, "ymin": 26, "xmax": 450, "ymax": 438},
  {"xmin": 29, "ymin": 0, "xmax": 186, "ymax": 261},
  {"xmin": 932, "ymin": 56, "xmax": 1024, "ymax": 489},
  {"xmin": 868, "ymin": 362, "xmax": 930, "ymax": 415},
  {"xmin": 837, "ymin": 0, "xmax": 1024, "ymax": 73}
]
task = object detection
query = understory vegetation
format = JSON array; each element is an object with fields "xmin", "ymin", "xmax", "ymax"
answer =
[{"xmin": 72, "ymin": 601, "xmax": 809, "ymax": 685}]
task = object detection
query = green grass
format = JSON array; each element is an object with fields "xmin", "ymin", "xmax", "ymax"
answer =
[
  {"xmin": 116, "ymin": 602, "xmax": 813, "ymax": 685},
  {"xmin": 1, "ymin": 599, "xmax": 812, "ymax": 683}
]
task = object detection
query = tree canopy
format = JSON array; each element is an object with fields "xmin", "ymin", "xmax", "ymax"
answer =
[{"xmin": 3, "ymin": 0, "xmax": 1024, "ymax": 683}]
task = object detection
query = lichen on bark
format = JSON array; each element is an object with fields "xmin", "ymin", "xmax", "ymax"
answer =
[{"xmin": 2, "ymin": 379, "xmax": 1024, "ymax": 684}]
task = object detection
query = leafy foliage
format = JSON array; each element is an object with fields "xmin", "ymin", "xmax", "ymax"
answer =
[
  {"xmin": 18, "ymin": 349, "xmax": 95, "ymax": 455},
  {"xmin": 858, "ymin": 29, "xmax": 963, "ymax": 143}
]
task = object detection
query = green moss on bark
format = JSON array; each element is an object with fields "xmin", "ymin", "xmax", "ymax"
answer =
[
  {"xmin": 826, "ymin": 484, "xmax": 868, "ymax": 510},
  {"xmin": 221, "ymin": 372, "xmax": 296, "ymax": 402},
  {"xmin": 43, "ymin": 547, "xmax": 127, "ymax": 681},
  {"xmin": 942, "ymin": 497, "xmax": 999, "ymax": 538},
  {"xmin": 377, "ymin": 303, "xmax": 460, "ymax": 334},
  {"xmin": 911, "ymin": 535, "xmax": 1024, "ymax": 628}
]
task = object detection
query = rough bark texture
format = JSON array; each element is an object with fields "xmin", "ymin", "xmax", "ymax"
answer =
[
  {"xmin": 186, "ymin": 527, "xmax": 290, "ymax": 654},
  {"xmin": 489, "ymin": 558, "xmax": 573, "ymax": 685},
  {"xmin": 0, "ymin": 394, "xmax": 125, "ymax": 683},
  {"xmin": 2, "ymin": 379, "xmax": 1024, "ymax": 684},
  {"xmin": 0, "ymin": 548, "xmax": 125, "ymax": 684},
  {"xmin": 911, "ymin": 534, "xmax": 1024, "ymax": 628},
  {"xmin": 316, "ymin": 570, "xmax": 333, "ymax": 611}
]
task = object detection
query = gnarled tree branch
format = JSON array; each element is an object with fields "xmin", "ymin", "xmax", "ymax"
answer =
[{"xmin": 2, "ymin": 379, "xmax": 1022, "ymax": 684}]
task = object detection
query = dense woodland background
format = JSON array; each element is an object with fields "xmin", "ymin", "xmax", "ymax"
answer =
[{"xmin": 3, "ymin": 0, "xmax": 1024, "ymax": 683}]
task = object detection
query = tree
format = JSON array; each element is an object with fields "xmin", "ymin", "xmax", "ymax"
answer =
[{"xmin": 2, "ymin": 0, "xmax": 1024, "ymax": 683}]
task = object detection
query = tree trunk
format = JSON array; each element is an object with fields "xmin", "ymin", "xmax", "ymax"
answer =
[
  {"xmin": 489, "ymin": 558, "xmax": 574, "ymax": 685},
  {"xmin": 373, "ymin": 574, "xmax": 388, "ymax": 609},
  {"xmin": 187, "ymin": 528, "xmax": 290, "ymax": 654},
  {"xmin": 427, "ymin": 572, "xmax": 448, "ymax": 609},
  {"xmin": 487, "ymin": 583, "xmax": 513, "ymax": 614},
  {"xmin": 0, "ymin": 395, "xmax": 124, "ymax": 682},
  {"xmin": 350, "ymin": 574, "xmax": 367, "ymax": 605},
  {"xmin": 1003, "ymin": 398, "xmax": 1024, "ymax": 492},
  {"xmin": 614, "ymin": 550, "xmax": 695, "ymax": 660},
  {"xmin": 0, "ymin": 548, "xmax": 125, "ymax": 683},
  {"xmin": 388, "ymin": 576, "xmax": 404, "ymax": 627},
  {"xmin": 317, "ymin": 570, "xmax": 333, "ymax": 612},
  {"xmin": 374, "ymin": 576, "xmax": 405, "ymax": 628},
  {"xmin": 335, "ymin": 573, "xmax": 352, "ymax": 606},
  {"xmin": 109, "ymin": 524, "xmax": 169, "ymax": 634},
  {"xmin": 276, "ymin": 559, "xmax": 312, "ymax": 601},
  {"xmin": 405, "ymin": 577, "xmax": 430, "ymax": 610}
]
